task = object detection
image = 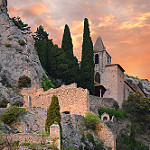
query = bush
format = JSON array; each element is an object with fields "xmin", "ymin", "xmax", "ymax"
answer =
[
  {"xmin": 113, "ymin": 101, "xmax": 119, "ymax": 110},
  {"xmin": 5, "ymin": 44, "xmax": 11, "ymax": 47},
  {"xmin": 83, "ymin": 112, "xmax": 100, "ymax": 131},
  {"xmin": 98, "ymin": 107, "xmax": 128, "ymax": 120},
  {"xmin": 0, "ymin": 98, "xmax": 9, "ymax": 108},
  {"xmin": 18, "ymin": 39, "xmax": 25, "ymax": 46},
  {"xmin": 86, "ymin": 133, "xmax": 94, "ymax": 143},
  {"xmin": 12, "ymin": 101, "xmax": 24, "ymax": 107},
  {"xmin": 41, "ymin": 74, "xmax": 55, "ymax": 91},
  {"xmin": 0, "ymin": 106, "xmax": 26, "ymax": 124},
  {"xmin": 18, "ymin": 75, "xmax": 31, "ymax": 88},
  {"xmin": 1, "ymin": 75, "xmax": 11, "ymax": 87}
]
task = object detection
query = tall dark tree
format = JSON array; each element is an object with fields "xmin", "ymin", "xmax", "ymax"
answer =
[
  {"xmin": 61, "ymin": 24, "xmax": 79, "ymax": 85},
  {"xmin": 34, "ymin": 25, "xmax": 53, "ymax": 73},
  {"xmin": 45, "ymin": 95, "xmax": 61, "ymax": 132},
  {"xmin": 49, "ymin": 45, "xmax": 68, "ymax": 81},
  {"xmin": 79, "ymin": 18, "xmax": 94, "ymax": 94}
]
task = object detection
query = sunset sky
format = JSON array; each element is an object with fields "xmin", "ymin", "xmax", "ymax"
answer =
[{"xmin": 7, "ymin": 0, "xmax": 150, "ymax": 80}]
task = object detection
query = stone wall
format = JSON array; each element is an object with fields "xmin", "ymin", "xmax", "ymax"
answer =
[
  {"xmin": 102, "ymin": 65, "xmax": 124, "ymax": 107},
  {"xmin": 21, "ymin": 83, "xmax": 90, "ymax": 116},
  {"xmin": 89, "ymin": 95, "xmax": 116, "ymax": 113},
  {"xmin": 97, "ymin": 122, "xmax": 116, "ymax": 150}
]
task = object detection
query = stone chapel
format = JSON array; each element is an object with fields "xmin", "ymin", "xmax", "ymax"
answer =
[{"xmin": 93, "ymin": 36, "xmax": 146, "ymax": 106}]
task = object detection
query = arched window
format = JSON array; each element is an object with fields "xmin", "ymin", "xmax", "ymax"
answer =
[
  {"xmin": 95, "ymin": 72, "xmax": 100, "ymax": 83},
  {"xmin": 95, "ymin": 54, "xmax": 99, "ymax": 64}
]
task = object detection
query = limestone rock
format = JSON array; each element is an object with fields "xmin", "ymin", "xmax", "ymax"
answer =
[{"xmin": 0, "ymin": 0, "xmax": 45, "ymax": 87}]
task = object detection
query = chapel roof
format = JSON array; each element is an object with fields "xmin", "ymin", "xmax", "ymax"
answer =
[{"xmin": 94, "ymin": 35, "xmax": 105, "ymax": 52}]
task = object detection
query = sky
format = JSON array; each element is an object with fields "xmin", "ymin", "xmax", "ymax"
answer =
[{"xmin": 7, "ymin": 0, "xmax": 150, "ymax": 80}]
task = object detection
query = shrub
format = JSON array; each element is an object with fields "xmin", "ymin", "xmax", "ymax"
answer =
[
  {"xmin": 18, "ymin": 39, "xmax": 25, "ymax": 46},
  {"xmin": 41, "ymin": 74, "xmax": 55, "ymax": 91},
  {"xmin": 20, "ymin": 142, "xmax": 30, "ymax": 146},
  {"xmin": 83, "ymin": 112, "xmax": 100, "ymax": 131},
  {"xmin": 113, "ymin": 101, "xmax": 119, "ymax": 110},
  {"xmin": 5, "ymin": 44, "xmax": 11, "ymax": 47},
  {"xmin": 86, "ymin": 133, "xmax": 94, "ymax": 143},
  {"xmin": 1, "ymin": 75, "xmax": 11, "ymax": 87},
  {"xmin": 98, "ymin": 107, "xmax": 128, "ymax": 120},
  {"xmin": 12, "ymin": 101, "xmax": 24, "ymax": 107},
  {"xmin": 45, "ymin": 95, "xmax": 61, "ymax": 132},
  {"xmin": 0, "ymin": 106, "xmax": 26, "ymax": 124},
  {"xmin": 0, "ymin": 98, "xmax": 9, "ymax": 108},
  {"xmin": 18, "ymin": 75, "xmax": 31, "ymax": 88},
  {"xmin": 8, "ymin": 37, "xmax": 12, "ymax": 41}
]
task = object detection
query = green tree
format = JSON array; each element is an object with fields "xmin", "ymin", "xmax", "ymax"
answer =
[
  {"xmin": 122, "ymin": 92, "xmax": 150, "ymax": 129},
  {"xmin": 45, "ymin": 95, "xmax": 61, "ymax": 132},
  {"xmin": 61, "ymin": 24, "xmax": 79, "ymax": 85},
  {"xmin": 78, "ymin": 18, "xmax": 94, "ymax": 94},
  {"xmin": 130, "ymin": 123, "xmax": 135, "ymax": 150},
  {"xmin": 34, "ymin": 25, "xmax": 53, "ymax": 72},
  {"xmin": 12, "ymin": 16, "xmax": 31, "ymax": 34},
  {"xmin": 41, "ymin": 74, "xmax": 55, "ymax": 91},
  {"xmin": 48, "ymin": 45, "xmax": 68, "ymax": 81}
]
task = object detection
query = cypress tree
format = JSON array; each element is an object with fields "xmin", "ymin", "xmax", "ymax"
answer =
[
  {"xmin": 79, "ymin": 18, "xmax": 94, "ymax": 94},
  {"xmin": 61, "ymin": 24, "xmax": 79, "ymax": 85},
  {"xmin": 45, "ymin": 95, "xmax": 61, "ymax": 132},
  {"xmin": 49, "ymin": 45, "xmax": 68, "ymax": 81}
]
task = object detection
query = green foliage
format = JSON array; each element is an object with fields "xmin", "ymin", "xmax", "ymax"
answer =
[
  {"xmin": 0, "ymin": 75, "xmax": 11, "ymax": 87},
  {"xmin": 18, "ymin": 39, "xmax": 25, "ymax": 46},
  {"xmin": 0, "ymin": 106, "xmax": 26, "ymax": 124},
  {"xmin": 122, "ymin": 92, "xmax": 150, "ymax": 128},
  {"xmin": 18, "ymin": 75, "xmax": 31, "ymax": 88},
  {"xmin": 12, "ymin": 101, "xmax": 24, "ymax": 107},
  {"xmin": 98, "ymin": 107, "xmax": 128, "ymax": 120},
  {"xmin": 8, "ymin": 37, "xmax": 12, "ymax": 41},
  {"xmin": 41, "ymin": 74, "xmax": 55, "ymax": 91},
  {"xmin": 11, "ymin": 16, "xmax": 31, "ymax": 33},
  {"xmin": 34, "ymin": 25, "xmax": 50, "ymax": 72},
  {"xmin": 5, "ymin": 44, "xmax": 11, "ymax": 47},
  {"xmin": 130, "ymin": 124, "xmax": 135, "ymax": 150},
  {"xmin": 86, "ymin": 133, "xmax": 94, "ymax": 143},
  {"xmin": 116, "ymin": 133, "xmax": 149, "ymax": 150},
  {"xmin": 78, "ymin": 18, "xmax": 94, "ymax": 95},
  {"xmin": 12, "ymin": 140, "xmax": 20, "ymax": 147},
  {"xmin": 61, "ymin": 24, "xmax": 79, "ymax": 85},
  {"xmin": 20, "ymin": 142, "xmax": 30, "ymax": 146},
  {"xmin": 113, "ymin": 101, "xmax": 119, "ymax": 110},
  {"xmin": 83, "ymin": 112, "xmax": 100, "ymax": 131},
  {"xmin": 48, "ymin": 45, "xmax": 68, "ymax": 80},
  {"xmin": 0, "ymin": 98, "xmax": 9, "ymax": 108},
  {"xmin": 45, "ymin": 95, "xmax": 61, "ymax": 132}
]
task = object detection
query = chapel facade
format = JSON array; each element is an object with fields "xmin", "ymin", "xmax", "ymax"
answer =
[{"xmin": 93, "ymin": 36, "xmax": 146, "ymax": 106}]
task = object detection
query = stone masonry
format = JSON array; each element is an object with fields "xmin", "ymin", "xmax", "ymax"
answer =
[{"xmin": 21, "ymin": 83, "xmax": 90, "ymax": 116}]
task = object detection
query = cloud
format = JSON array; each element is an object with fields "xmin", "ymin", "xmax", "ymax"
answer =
[{"xmin": 7, "ymin": 0, "xmax": 150, "ymax": 79}]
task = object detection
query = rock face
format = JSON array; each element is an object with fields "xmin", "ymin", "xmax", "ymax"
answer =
[
  {"xmin": 0, "ymin": 0, "xmax": 45, "ymax": 87},
  {"xmin": 124, "ymin": 74, "xmax": 150, "ymax": 96}
]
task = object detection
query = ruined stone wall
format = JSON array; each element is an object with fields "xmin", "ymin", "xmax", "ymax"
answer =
[
  {"xmin": 89, "ymin": 95, "xmax": 116, "ymax": 113},
  {"xmin": 21, "ymin": 83, "xmax": 90, "ymax": 116},
  {"xmin": 102, "ymin": 65, "xmax": 124, "ymax": 107},
  {"xmin": 97, "ymin": 122, "xmax": 116, "ymax": 150}
]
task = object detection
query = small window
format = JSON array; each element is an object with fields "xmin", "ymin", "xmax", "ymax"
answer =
[
  {"xmin": 95, "ymin": 54, "xmax": 99, "ymax": 64},
  {"xmin": 63, "ymin": 111, "xmax": 70, "ymax": 114},
  {"xmin": 95, "ymin": 72, "xmax": 100, "ymax": 83}
]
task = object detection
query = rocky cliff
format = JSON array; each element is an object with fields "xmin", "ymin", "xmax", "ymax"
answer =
[{"xmin": 0, "ymin": 0, "xmax": 45, "ymax": 87}]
